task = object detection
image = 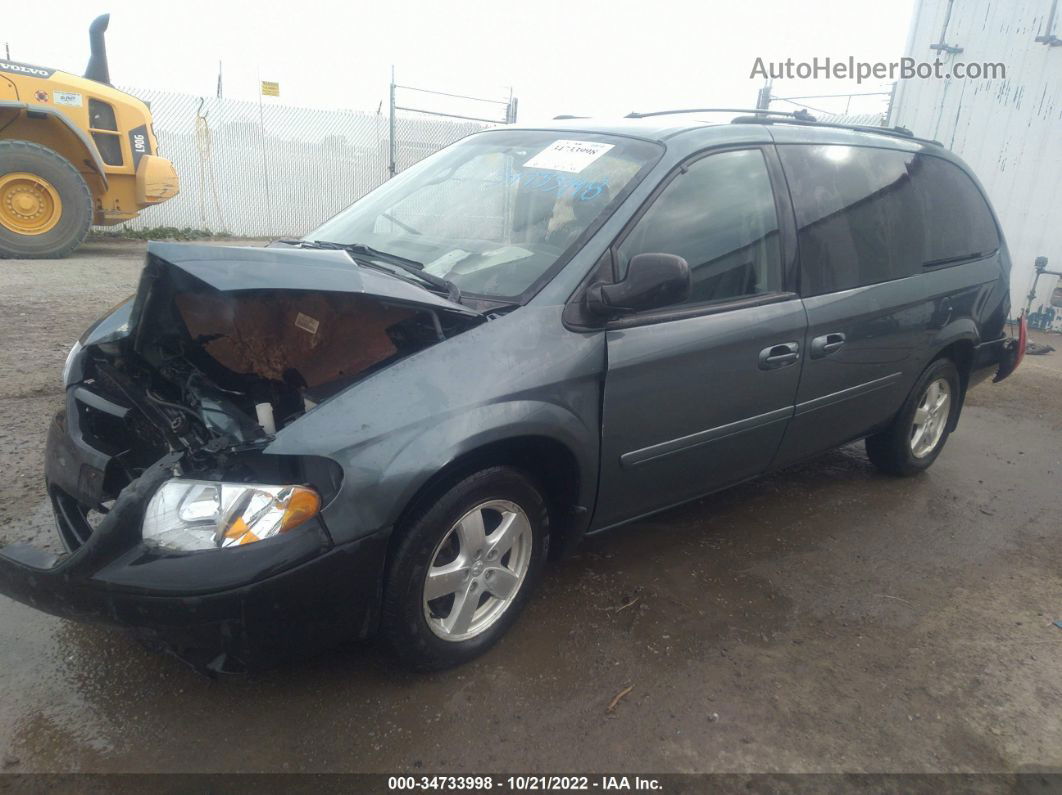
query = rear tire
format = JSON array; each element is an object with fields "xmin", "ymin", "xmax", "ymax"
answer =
[
  {"xmin": 0, "ymin": 140, "xmax": 93, "ymax": 259},
  {"xmin": 866, "ymin": 358, "xmax": 961, "ymax": 476},
  {"xmin": 381, "ymin": 466, "xmax": 549, "ymax": 671}
]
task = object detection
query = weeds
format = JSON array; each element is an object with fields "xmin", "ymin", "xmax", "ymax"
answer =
[{"xmin": 89, "ymin": 226, "xmax": 231, "ymax": 242}]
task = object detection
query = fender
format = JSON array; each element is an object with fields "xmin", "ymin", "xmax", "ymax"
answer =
[
  {"xmin": 0, "ymin": 100, "xmax": 109, "ymax": 188},
  {"xmin": 925, "ymin": 316, "xmax": 980, "ymax": 432},
  {"xmin": 382, "ymin": 399, "xmax": 597, "ymax": 529},
  {"xmin": 273, "ymin": 397, "xmax": 599, "ymax": 546},
  {"xmin": 263, "ymin": 303, "xmax": 607, "ymax": 545}
]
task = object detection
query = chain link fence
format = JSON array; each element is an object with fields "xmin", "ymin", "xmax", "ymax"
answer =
[
  {"xmin": 115, "ymin": 90, "xmax": 883, "ymax": 239},
  {"xmin": 815, "ymin": 112, "xmax": 888, "ymax": 126},
  {"xmin": 115, "ymin": 87, "xmax": 495, "ymax": 238}
]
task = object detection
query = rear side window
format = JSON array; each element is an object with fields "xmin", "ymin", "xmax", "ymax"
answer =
[
  {"xmin": 779, "ymin": 145, "xmax": 923, "ymax": 295},
  {"xmin": 780, "ymin": 145, "xmax": 1000, "ymax": 297},
  {"xmin": 617, "ymin": 148, "xmax": 781, "ymax": 307}
]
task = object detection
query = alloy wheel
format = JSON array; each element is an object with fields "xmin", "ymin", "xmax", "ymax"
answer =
[
  {"xmin": 423, "ymin": 499, "xmax": 533, "ymax": 642},
  {"xmin": 910, "ymin": 377, "xmax": 951, "ymax": 458}
]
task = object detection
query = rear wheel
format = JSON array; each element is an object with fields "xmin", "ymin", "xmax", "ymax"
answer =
[
  {"xmin": 381, "ymin": 466, "xmax": 548, "ymax": 670},
  {"xmin": 866, "ymin": 358, "xmax": 961, "ymax": 476},
  {"xmin": 0, "ymin": 140, "xmax": 93, "ymax": 259}
]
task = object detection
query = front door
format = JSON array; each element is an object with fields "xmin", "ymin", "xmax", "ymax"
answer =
[{"xmin": 593, "ymin": 147, "xmax": 806, "ymax": 529}]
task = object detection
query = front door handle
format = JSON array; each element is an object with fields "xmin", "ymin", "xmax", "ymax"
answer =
[
  {"xmin": 810, "ymin": 332, "xmax": 846, "ymax": 359},
  {"xmin": 759, "ymin": 342, "xmax": 800, "ymax": 370}
]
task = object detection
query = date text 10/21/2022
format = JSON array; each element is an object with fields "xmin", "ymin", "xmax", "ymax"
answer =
[{"xmin": 387, "ymin": 775, "xmax": 664, "ymax": 791}]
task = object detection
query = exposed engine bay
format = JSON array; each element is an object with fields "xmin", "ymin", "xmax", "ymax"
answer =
[{"xmin": 72, "ymin": 245, "xmax": 484, "ymax": 502}]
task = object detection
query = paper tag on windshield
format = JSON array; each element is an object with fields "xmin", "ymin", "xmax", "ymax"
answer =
[
  {"xmin": 294, "ymin": 312, "xmax": 320, "ymax": 335},
  {"xmin": 424, "ymin": 249, "xmax": 470, "ymax": 276},
  {"xmin": 523, "ymin": 140, "xmax": 614, "ymax": 173}
]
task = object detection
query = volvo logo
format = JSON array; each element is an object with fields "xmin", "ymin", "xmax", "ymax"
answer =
[{"xmin": 0, "ymin": 61, "xmax": 54, "ymax": 78}]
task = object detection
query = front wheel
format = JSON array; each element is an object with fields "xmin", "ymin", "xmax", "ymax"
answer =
[
  {"xmin": 381, "ymin": 466, "xmax": 549, "ymax": 670},
  {"xmin": 866, "ymin": 358, "xmax": 961, "ymax": 476}
]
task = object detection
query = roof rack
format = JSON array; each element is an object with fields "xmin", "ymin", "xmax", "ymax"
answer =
[
  {"xmin": 625, "ymin": 107, "xmax": 816, "ymax": 121},
  {"xmin": 731, "ymin": 114, "xmax": 941, "ymax": 146},
  {"xmin": 621, "ymin": 107, "xmax": 940, "ymax": 147}
]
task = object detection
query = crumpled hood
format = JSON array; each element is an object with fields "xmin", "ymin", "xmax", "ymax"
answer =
[
  {"xmin": 138, "ymin": 241, "xmax": 481, "ymax": 318},
  {"xmin": 111, "ymin": 241, "xmax": 486, "ymax": 439}
]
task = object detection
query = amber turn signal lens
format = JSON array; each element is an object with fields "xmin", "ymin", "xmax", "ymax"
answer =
[{"xmin": 279, "ymin": 488, "xmax": 322, "ymax": 533}]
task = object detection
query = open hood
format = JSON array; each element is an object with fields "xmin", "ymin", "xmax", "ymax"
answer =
[
  {"xmin": 64, "ymin": 242, "xmax": 485, "ymax": 489},
  {"xmin": 138, "ymin": 242, "xmax": 481, "ymax": 318}
]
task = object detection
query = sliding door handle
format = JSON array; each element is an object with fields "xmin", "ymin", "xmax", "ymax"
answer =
[
  {"xmin": 810, "ymin": 332, "xmax": 846, "ymax": 358},
  {"xmin": 759, "ymin": 342, "xmax": 800, "ymax": 370}
]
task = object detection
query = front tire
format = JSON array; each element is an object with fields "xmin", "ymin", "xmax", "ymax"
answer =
[
  {"xmin": 381, "ymin": 466, "xmax": 549, "ymax": 670},
  {"xmin": 866, "ymin": 358, "xmax": 961, "ymax": 476},
  {"xmin": 0, "ymin": 140, "xmax": 93, "ymax": 259}
]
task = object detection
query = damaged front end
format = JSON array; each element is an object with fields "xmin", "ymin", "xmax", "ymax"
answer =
[{"xmin": 0, "ymin": 242, "xmax": 483, "ymax": 673}]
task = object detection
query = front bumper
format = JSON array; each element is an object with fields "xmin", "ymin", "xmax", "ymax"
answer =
[
  {"xmin": 135, "ymin": 154, "xmax": 180, "ymax": 206},
  {"xmin": 0, "ymin": 412, "xmax": 388, "ymax": 674}
]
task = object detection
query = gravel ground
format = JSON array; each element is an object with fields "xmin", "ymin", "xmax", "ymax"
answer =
[{"xmin": 0, "ymin": 240, "xmax": 1060, "ymax": 775}]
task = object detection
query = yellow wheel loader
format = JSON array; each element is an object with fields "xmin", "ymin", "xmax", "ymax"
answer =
[{"xmin": 0, "ymin": 14, "xmax": 179, "ymax": 258}]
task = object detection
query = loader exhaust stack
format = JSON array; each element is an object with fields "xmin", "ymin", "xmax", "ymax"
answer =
[{"xmin": 84, "ymin": 13, "xmax": 111, "ymax": 85}]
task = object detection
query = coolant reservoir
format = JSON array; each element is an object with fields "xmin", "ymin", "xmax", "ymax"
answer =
[{"xmin": 255, "ymin": 402, "xmax": 276, "ymax": 434}]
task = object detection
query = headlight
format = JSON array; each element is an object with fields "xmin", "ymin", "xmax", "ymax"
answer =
[
  {"xmin": 142, "ymin": 479, "xmax": 321, "ymax": 551},
  {"xmin": 61, "ymin": 340, "xmax": 83, "ymax": 386}
]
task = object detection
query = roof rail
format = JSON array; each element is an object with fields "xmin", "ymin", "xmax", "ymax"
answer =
[
  {"xmin": 625, "ymin": 107, "xmax": 816, "ymax": 121},
  {"xmin": 731, "ymin": 114, "xmax": 941, "ymax": 146},
  {"xmin": 622, "ymin": 107, "xmax": 941, "ymax": 146}
]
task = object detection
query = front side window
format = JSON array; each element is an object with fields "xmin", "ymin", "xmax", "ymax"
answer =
[
  {"xmin": 616, "ymin": 149, "xmax": 782, "ymax": 307},
  {"xmin": 309, "ymin": 131, "xmax": 662, "ymax": 300}
]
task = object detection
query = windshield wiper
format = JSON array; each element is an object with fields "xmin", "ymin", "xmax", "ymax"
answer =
[
  {"xmin": 278, "ymin": 239, "xmax": 461, "ymax": 302},
  {"xmin": 924, "ymin": 251, "xmax": 987, "ymax": 267}
]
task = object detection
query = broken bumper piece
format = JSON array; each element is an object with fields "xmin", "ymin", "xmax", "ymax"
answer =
[{"xmin": 0, "ymin": 420, "xmax": 388, "ymax": 675}]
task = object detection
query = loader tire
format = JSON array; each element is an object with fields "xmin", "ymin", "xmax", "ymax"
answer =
[{"xmin": 0, "ymin": 140, "xmax": 93, "ymax": 259}]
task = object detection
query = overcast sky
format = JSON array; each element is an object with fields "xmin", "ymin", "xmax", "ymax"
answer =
[{"xmin": 5, "ymin": 0, "xmax": 915, "ymax": 122}]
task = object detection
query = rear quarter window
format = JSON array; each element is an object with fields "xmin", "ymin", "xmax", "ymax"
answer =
[{"xmin": 916, "ymin": 155, "xmax": 1000, "ymax": 267}]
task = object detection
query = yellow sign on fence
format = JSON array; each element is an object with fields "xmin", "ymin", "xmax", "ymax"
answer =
[{"xmin": 260, "ymin": 81, "xmax": 280, "ymax": 97}]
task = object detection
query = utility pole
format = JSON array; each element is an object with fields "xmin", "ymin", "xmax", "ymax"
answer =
[
  {"xmin": 505, "ymin": 87, "xmax": 518, "ymax": 124},
  {"xmin": 257, "ymin": 68, "xmax": 274, "ymax": 232},
  {"xmin": 755, "ymin": 79, "xmax": 772, "ymax": 110},
  {"xmin": 388, "ymin": 65, "xmax": 397, "ymax": 179},
  {"xmin": 4, "ymin": 42, "xmax": 10, "ymax": 60}
]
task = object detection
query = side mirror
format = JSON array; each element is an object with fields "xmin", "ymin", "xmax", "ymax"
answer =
[{"xmin": 585, "ymin": 253, "xmax": 691, "ymax": 317}]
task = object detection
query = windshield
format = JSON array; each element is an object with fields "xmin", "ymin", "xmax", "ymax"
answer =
[{"xmin": 309, "ymin": 130, "xmax": 663, "ymax": 300}]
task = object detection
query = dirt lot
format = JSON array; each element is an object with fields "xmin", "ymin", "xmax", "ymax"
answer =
[{"xmin": 0, "ymin": 240, "xmax": 1060, "ymax": 775}]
